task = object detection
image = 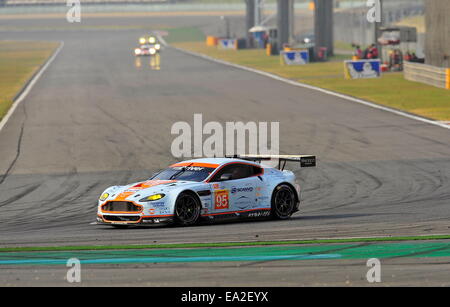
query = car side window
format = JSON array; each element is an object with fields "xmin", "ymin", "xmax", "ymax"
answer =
[
  {"xmin": 211, "ymin": 164, "xmax": 255, "ymax": 182},
  {"xmin": 250, "ymin": 165, "xmax": 263, "ymax": 176}
]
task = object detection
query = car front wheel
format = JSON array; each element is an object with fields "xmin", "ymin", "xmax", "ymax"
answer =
[{"xmin": 174, "ymin": 192, "xmax": 201, "ymax": 226}]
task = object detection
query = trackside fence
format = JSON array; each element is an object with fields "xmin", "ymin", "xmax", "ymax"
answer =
[{"xmin": 404, "ymin": 62, "xmax": 450, "ymax": 90}]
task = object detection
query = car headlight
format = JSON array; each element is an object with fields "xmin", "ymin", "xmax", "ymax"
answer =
[
  {"xmin": 99, "ymin": 193, "xmax": 109, "ymax": 201},
  {"xmin": 134, "ymin": 48, "xmax": 141, "ymax": 55},
  {"xmin": 139, "ymin": 38, "xmax": 146, "ymax": 44},
  {"xmin": 149, "ymin": 48, "xmax": 156, "ymax": 55},
  {"xmin": 149, "ymin": 37, "xmax": 156, "ymax": 44},
  {"xmin": 155, "ymin": 44, "xmax": 161, "ymax": 50},
  {"xmin": 140, "ymin": 194, "xmax": 165, "ymax": 202}
]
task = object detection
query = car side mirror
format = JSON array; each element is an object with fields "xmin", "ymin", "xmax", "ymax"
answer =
[{"xmin": 219, "ymin": 173, "xmax": 233, "ymax": 181}]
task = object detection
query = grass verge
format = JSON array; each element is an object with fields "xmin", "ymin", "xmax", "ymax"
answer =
[
  {"xmin": 172, "ymin": 41, "xmax": 450, "ymax": 121},
  {"xmin": 2, "ymin": 234, "xmax": 450, "ymax": 253},
  {"xmin": 166, "ymin": 27, "xmax": 206, "ymax": 44},
  {"xmin": 0, "ymin": 41, "xmax": 59, "ymax": 121}
]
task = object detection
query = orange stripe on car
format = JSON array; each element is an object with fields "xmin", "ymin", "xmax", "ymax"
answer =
[
  {"xmin": 114, "ymin": 191, "xmax": 134, "ymax": 201},
  {"xmin": 134, "ymin": 180, "xmax": 176, "ymax": 189},
  {"xmin": 101, "ymin": 215, "xmax": 143, "ymax": 224},
  {"xmin": 170, "ymin": 162, "xmax": 219, "ymax": 169},
  {"xmin": 202, "ymin": 208, "xmax": 270, "ymax": 217},
  {"xmin": 141, "ymin": 214, "xmax": 174, "ymax": 218}
]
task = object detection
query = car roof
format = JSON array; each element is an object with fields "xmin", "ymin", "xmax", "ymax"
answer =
[{"xmin": 171, "ymin": 158, "xmax": 260, "ymax": 169}]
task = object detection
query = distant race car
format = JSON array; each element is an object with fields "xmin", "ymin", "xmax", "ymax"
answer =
[
  {"xmin": 134, "ymin": 44, "xmax": 161, "ymax": 56},
  {"xmin": 96, "ymin": 155, "xmax": 316, "ymax": 227},
  {"xmin": 134, "ymin": 36, "xmax": 162, "ymax": 56}
]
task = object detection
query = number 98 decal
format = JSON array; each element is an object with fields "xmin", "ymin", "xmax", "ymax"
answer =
[{"xmin": 214, "ymin": 190, "xmax": 229, "ymax": 210}]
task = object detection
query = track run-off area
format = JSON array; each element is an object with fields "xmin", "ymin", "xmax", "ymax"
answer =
[
  {"xmin": 0, "ymin": 13, "xmax": 450, "ymax": 286},
  {"xmin": 3, "ymin": 241, "xmax": 450, "ymax": 266}
]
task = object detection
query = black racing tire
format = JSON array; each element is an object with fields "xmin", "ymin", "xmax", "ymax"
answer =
[
  {"xmin": 174, "ymin": 192, "xmax": 201, "ymax": 226},
  {"xmin": 271, "ymin": 184, "xmax": 296, "ymax": 220}
]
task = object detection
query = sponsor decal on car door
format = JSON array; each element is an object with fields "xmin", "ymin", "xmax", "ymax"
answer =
[
  {"xmin": 211, "ymin": 177, "xmax": 263, "ymax": 213},
  {"xmin": 230, "ymin": 178, "xmax": 260, "ymax": 210}
]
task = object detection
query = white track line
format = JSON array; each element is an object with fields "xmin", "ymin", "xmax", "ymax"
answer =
[
  {"xmin": 171, "ymin": 46, "xmax": 450, "ymax": 131},
  {"xmin": 0, "ymin": 41, "xmax": 64, "ymax": 133},
  {"xmin": 155, "ymin": 33, "xmax": 168, "ymax": 47}
]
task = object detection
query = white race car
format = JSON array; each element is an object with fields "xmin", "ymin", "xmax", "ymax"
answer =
[{"xmin": 96, "ymin": 155, "xmax": 316, "ymax": 227}]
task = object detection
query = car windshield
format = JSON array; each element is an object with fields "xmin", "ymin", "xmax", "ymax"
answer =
[{"xmin": 150, "ymin": 166, "xmax": 215, "ymax": 182}]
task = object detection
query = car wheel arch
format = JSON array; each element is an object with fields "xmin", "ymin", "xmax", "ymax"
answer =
[
  {"xmin": 272, "ymin": 182, "xmax": 299, "ymax": 204},
  {"xmin": 175, "ymin": 189, "xmax": 203, "ymax": 209},
  {"xmin": 172, "ymin": 189, "xmax": 203, "ymax": 226}
]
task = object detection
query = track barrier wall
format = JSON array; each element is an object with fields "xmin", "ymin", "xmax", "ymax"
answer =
[{"xmin": 404, "ymin": 62, "xmax": 450, "ymax": 90}]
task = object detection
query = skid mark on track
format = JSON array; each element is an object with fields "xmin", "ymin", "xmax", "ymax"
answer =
[
  {"xmin": 0, "ymin": 183, "xmax": 41, "ymax": 208},
  {"xmin": 95, "ymin": 104, "xmax": 148, "ymax": 146},
  {"xmin": 300, "ymin": 159, "xmax": 450, "ymax": 220},
  {"xmin": 239, "ymin": 243, "xmax": 371, "ymax": 267},
  {"xmin": 0, "ymin": 124, "xmax": 25, "ymax": 186}
]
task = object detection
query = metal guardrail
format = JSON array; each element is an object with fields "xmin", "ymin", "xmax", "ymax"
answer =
[{"xmin": 404, "ymin": 62, "xmax": 450, "ymax": 89}]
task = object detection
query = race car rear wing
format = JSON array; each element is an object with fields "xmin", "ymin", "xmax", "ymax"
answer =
[{"xmin": 229, "ymin": 155, "xmax": 316, "ymax": 171}]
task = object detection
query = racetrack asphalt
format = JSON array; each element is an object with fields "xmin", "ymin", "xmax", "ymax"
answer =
[{"xmin": 0, "ymin": 15, "xmax": 450, "ymax": 286}]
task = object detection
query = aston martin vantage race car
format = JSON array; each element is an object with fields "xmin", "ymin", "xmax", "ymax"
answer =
[{"xmin": 96, "ymin": 155, "xmax": 316, "ymax": 227}]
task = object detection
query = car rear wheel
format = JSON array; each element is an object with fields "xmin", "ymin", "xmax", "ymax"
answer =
[
  {"xmin": 271, "ymin": 184, "xmax": 295, "ymax": 220},
  {"xmin": 174, "ymin": 192, "xmax": 201, "ymax": 226}
]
